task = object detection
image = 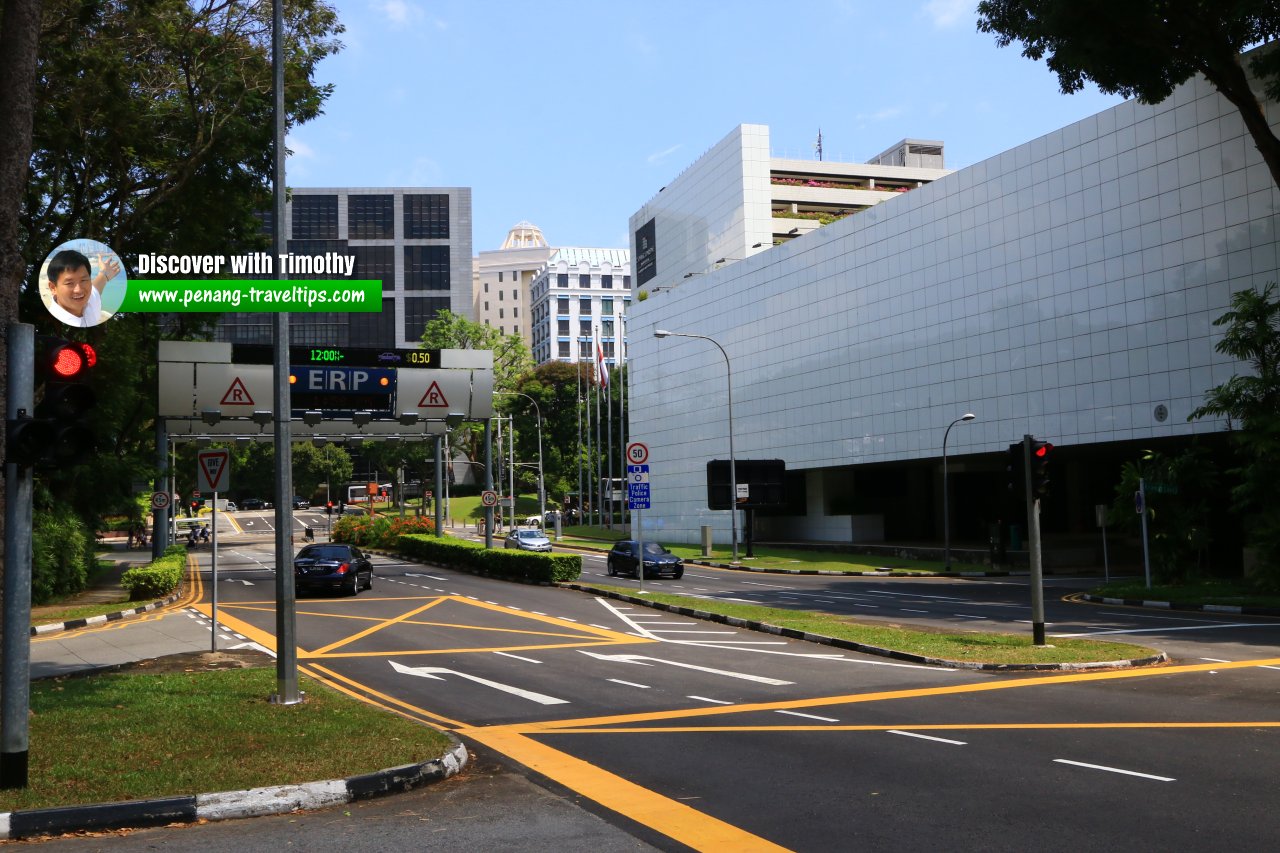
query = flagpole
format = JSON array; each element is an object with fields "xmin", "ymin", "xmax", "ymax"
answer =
[
  {"xmin": 576, "ymin": 359, "xmax": 583, "ymax": 525},
  {"xmin": 594, "ymin": 323, "xmax": 604, "ymax": 529},
  {"xmin": 585, "ymin": 349, "xmax": 595, "ymax": 528},
  {"xmin": 606, "ymin": 335, "xmax": 614, "ymax": 531},
  {"xmin": 617, "ymin": 311, "xmax": 627, "ymax": 532}
]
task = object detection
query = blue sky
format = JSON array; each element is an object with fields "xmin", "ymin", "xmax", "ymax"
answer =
[{"xmin": 287, "ymin": 1, "xmax": 1125, "ymax": 252}]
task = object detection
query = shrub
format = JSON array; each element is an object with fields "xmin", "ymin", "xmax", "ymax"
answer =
[
  {"xmin": 396, "ymin": 534, "xmax": 581, "ymax": 583},
  {"xmin": 120, "ymin": 546, "xmax": 187, "ymax": 601},
  {"xmin": 31, "ymin": 506, "xmax": 93, "ymax": 604},
  {"xmin": 333, "ymin": 514, "xmax": 436, "ymax": 548}
]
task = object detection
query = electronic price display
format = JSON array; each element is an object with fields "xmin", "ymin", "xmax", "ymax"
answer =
[{"xmin": 233, "ymin": 345, "xmax": 441, "ymax": 368}]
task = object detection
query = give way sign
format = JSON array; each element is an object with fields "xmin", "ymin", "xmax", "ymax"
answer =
[{"xmin": 197, "ymin": 449, "xmax": 231, "ymax": 493}]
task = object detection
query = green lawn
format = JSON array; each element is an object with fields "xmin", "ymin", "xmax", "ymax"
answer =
[
  {"xmin": 556, "ymin": 535, "xmax": 946, "ymax": 573},
  {"xmin": 0, "ymin": 667, "xmax": 453, "ymax": 813},
  {"xmin": 1091, "ymin": 579, "xmax": 1280, "ymax": 609},
  {"xmin": 576, "ymin": 584, "xmax": 1160, "ymax": 666}
]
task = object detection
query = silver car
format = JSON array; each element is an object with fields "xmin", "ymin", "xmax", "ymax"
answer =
[{"xmin": 504, "ymin": 528, "xmax": 552, "ymax": 553}]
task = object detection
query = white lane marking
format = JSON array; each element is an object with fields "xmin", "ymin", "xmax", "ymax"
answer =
[
  {"xmin": 578, "ymin": 650, "xmax": 793, "ymax": 685},
  {"xmin": 1053, "ymin": 623, "xmax": 1263, "ymax": 638},
  {"xmin": 954, "ymin": 614, "xmax": 987, "ymax": 619},
  {"xmin": 389, "ymin": 661, "xmax": 567, "ymax": 705},
  {"xmin": 689, "ymin": 696, "xmax": 733, "ymax": 705},
  {"xmin": 740, "ymin": 580, "xmax": 792, "ymax": 588},
  {"xmin": 532, "ymin": 611, "xmax": 547, "ymax": 616},
  {"xmin": 902, "ymin": 609, "xmax": 929, "ymax": 613},
  {"xmin": 687, "ymin": 574, "xmax": 718, "ymax": 579},
  {"xmin": 645, "ymin": 630, "xmax": 738, "ymax": 634},
  {"xmin": 494, "ymin": 652, "xmax": 542, "ymax": 664},
  {"xmin": 632, "ymin": 621, "xmax": 699, "ymax": 625},
  {"xmin": 1099, "ymin": 611, "xmax": 1232, "ymax": 623},
  {"xmin": 1201, "ymin": 657, "xmax": 1231, "ymax": 663},
  {"xmin": 776, "ymin": 710, "xmax": 839, "ymax": 723},
  {"xmin": 851, "ymin": 604, "xmax": 880, "ymax": 608},
  {"xmin": 862, "ymin": 590, "xmax": 969, "ymax": 602},
  {"xmin": 405, "ymin": 573, "xmax": 449, "ymax": 580},
  {"xmin": 1260, "ymin": 666, "xmax": 1280, "ymax": 671},
  {"xmin": 607, "ymin": 679, "xmax": 650, "ymax": 689},
  {"xmin": 889, "ymin": 730, "xmax": 967, "ymax": 746},
  {"xmin": 1053, "ymin": 759, "xmax": 1174, "ymax": 782}
]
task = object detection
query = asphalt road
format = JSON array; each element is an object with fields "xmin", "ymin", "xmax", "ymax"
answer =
[{"xmin": 163, "ymin": 534, "xmax": 1280, "ymax": 851}]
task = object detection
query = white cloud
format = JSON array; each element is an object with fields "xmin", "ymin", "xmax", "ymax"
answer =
[
  {"xmin": 922, "ymin": 0, "xmax": 971, "ymax": 29},
  {"xmin": 646, "ymin": 143, "xmax": 682, "ymax": 165},
  {"xmin": 377, "ymin": 0, "xmax": 422, "ymax": 25}
]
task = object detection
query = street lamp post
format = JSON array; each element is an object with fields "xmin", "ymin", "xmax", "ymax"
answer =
[
  {"xmin": 942, "ymin": 413, "xmax": 976, "ymax": 571},
  {"xmin": 496, "ymin": 392, "xmax": 545, "ymax": 529},
  {"xmin": 653, "ymin": 329, "xmax": 739, "ymax": 562}
]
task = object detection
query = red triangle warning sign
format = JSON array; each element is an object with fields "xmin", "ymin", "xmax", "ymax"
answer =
[
  {"xmin": 197, "ymin": 450, "xmax": 230, "ymax": 492},
  {"xmin": 418, "ymin": 380, "xmax": 448, "ymax": 408},
  {"xmin": 220, "ymin": 376, "xmax": 255, "ymax": 406}
]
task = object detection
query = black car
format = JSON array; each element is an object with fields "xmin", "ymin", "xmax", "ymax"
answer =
[
  {"xmin": 293, "ymin": 543, "xmax": 373, "ymax": 596},
  {"xmin": 607, "ymin": 540, "xmax": 683, "ymax": 579},
  {"xmin": 291, "ymin": 496, "xmax": 311, "ymax": 509},
  {"xmin": 240, "ymin": 497, "xmax": 267, "ymax": 511}
]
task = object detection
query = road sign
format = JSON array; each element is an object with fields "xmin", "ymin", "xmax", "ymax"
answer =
[
  {"xmin": 628, "ymin": 478, "xmax": 651, "ymax": 510},
  {"xmin": 197, "ymin": 449, "xmax": 231, "ymax": 493},
  {"xmin": 481, "ymin": 490, "xmax": 498, "ymax": 507},
  {"xmin": 626, "ymin": 442, "xmax": 649, "ymax": 465},
  {"xmin": 627, "ymin": 464, "xmax": 650, "ymax": 483},
  {"xmin": 150, "ymin": 491, "xmax": 171, "ymax": 511}
]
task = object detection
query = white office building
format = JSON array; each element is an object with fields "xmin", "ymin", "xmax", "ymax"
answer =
[
  {"xmin": 473, "ymin": 221, "xmax": 555, "ymax": 340},
  {"xmin": 529, "ymin": 248, "xmax": 632, "ymax": 367},
  {"xmin": 628, "ymin": 78, "xmax": 1274, "ymax": 552}
]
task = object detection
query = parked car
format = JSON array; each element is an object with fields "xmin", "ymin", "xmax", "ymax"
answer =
[
  {"xmin": 607, "ymin": 540, "xmax": 684, "ymax": 579},
  {"xmin": 224, "ymin": 501, "xmax": 238, "ymax": 512},
  {"xmin": 504, "ymin": 527, "xmax": 553, "ymax": 553},
  {"xmin": 240, "ymin": 497, "xmax": 267, "ymax": 511},
  {"xmin": 293, "ymin": 543, "xmax": 373, "ymax": 596},
  {"xmin": 291, "ymin": 496, "xmax": 311, "ymax": 509}
]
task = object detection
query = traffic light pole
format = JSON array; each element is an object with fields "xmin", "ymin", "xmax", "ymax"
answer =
[
  {"xmin": 2, "ymin": 323, "xmax": 35, "ymax": 788},
  {"xmin": 1023, "ymin": 435, "xmax": 1047, "ymax": 646}
]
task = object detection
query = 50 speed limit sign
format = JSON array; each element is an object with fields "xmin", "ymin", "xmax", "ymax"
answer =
[{"xmin": 626, "ymin": 442, "xmax": 649, "ymax": 465}]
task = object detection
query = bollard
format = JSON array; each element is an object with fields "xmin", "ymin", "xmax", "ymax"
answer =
[{"xmin": 701, "ymin": 525, "xmax": 713, "ymax": 557}]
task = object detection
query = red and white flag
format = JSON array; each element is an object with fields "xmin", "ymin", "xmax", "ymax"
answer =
[{"xmin": 595, "ymin": 325, "xmax": 609, "ymax": 389}]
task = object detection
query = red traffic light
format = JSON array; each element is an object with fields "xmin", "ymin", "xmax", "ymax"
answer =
[{"xmin": 1034, "ymin": 442, "xmax": 1053, "ymax": 458}]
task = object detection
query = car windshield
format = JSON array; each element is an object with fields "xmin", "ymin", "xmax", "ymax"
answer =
[
  {"xmin": 518, "ymin": 530, "xmax": 544, "ymax": 540},
  {"xmin": 299, "ymin": 546, "xmax": 349, "ymax": 560},
  {"xmin": 642, "ymin": 542, "xmax": 667, "ymax": 555}
]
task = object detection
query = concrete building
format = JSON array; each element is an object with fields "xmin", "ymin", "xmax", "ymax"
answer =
[
  {"xmin": 473, "ymin": 221, "xmax": 554, "ymax": 339},
  {"xmin": 628, "ymin": 82, "xmax": 1272, "ymax": 553},
  {"xmin": 529, "ymin": 248, "xmax": 632, "ymax": 368},
  {"xmin": 629, "ymin": 125, "xmax": 952, "ymax": 293},
  {"xmin": 217, "ymin": 187, "xmax": 473, "ymax": 350}
]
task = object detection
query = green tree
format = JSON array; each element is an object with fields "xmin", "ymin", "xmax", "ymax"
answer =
[
  {"xmin": 290, "ymin": 442, "xmax": 353, "ymax": 505},
  {"xmin": 1189, "ymin": 282, "xmax": 1280, "ymax": 581},
  {"xmin": 976, "ymin": 1, "xmax": 1280, "ymax": 190},
  {"xmin": 1109, "ymin": 447, "xmax": 1220, "ymax": 583}
]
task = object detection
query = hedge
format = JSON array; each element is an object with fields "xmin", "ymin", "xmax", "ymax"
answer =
[
  {"xmin": 120, "ymin": 545, "xmax": 187, "ymax": 600},
  {"xmin": 395, "ymin": 534, "xmax": 581, "ymax": 583},
  {"xmin": 332, "ymin": 514, "xmax": 436, "ymax": 548},
  {"xmin": 32, "ymin": 507, "xmax": 93, "ymax": 604}
]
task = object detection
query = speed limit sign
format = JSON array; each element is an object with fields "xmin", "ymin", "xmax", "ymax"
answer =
[
  {"xmin": 150, "ymin": 491, "xmax": 171, "ymax": 511},
  {"xmin": 481, "ymin": 490, "xmax": 498, "ymax": 507},
  {"xmin": 626, "ymin": 442, "xmax": 649, "ymax": 465}
]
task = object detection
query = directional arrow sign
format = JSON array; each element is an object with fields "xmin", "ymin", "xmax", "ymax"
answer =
[
  {"xmin": 222, "ymin": 578, "xmax": 255, "ymax": 585},
  {"xmin": 389, "ymin": 661, "xmax": 568, "ymax": 705},
  {"xmin": 577, "ymin": 651, "xmax": 793, "ymax": 685}
]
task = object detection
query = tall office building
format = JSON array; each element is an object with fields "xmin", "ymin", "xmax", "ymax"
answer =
[
  {"xmin": 473, "ymin": 221, "xmax": 554, "ymax": 339},
  {"xmin": 529, "ymin": 248, "xmax": 632, "ymax": 368},
  {"xmin": 216, "ymin": 187, "xmax": 473, "ymax": 350}
]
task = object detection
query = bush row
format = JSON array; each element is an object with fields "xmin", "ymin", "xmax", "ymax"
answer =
[
  {"xmin": 331, "ymin": 514, "xmax": 436, "ymax": 548},
  {"xmin": 32, "ymin": 507, "xmax": 94, "ymax": 604},
  {"xmin": 395, "ymin": 534, "xmax": 581, "ymax": 584},
  {"xmin": 120, "ymin": 545, "xmax": 187, "ymax": 600}
]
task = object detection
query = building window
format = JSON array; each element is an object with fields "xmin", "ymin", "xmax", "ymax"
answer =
[
  {"xmin": 558, "ymin": 320, "xmax": 569, "ymax": 335},
  {"xmin": 484, "ymin": 281, "xmax": 489, "ymax": 293},
  {"xmin": 351, "ymin": 245, "xmax": 393, "ymax": 286},
  {"xmin": 484, "ymin": 302, "xmax": 489, "ymax": 311},
  {"xmin": 499, "ymin": 308, "xmax": 504, "ymax": 319},
  {"xmin": 557, "ymin": 273, "xmax": 569, "ymax": 288},
  {"xmin": 557, "ymin": 296, "xmax": 569, "ymax": 314},
  {"xmin": 602, "ymin": 274, "xmax": 613, "ymax": 289},
  {"xmin": 498, "ymin": 272, "xmax": 504, "ymax": 283},
  {"xmin": 579, "ymin": 340, "xmax": 592, "ymax": 359},
  {"xmin": 579, "ymin": 274, "xmax": 591, "ymax": 288},
  {"xmin": 404, "ymin": 297, "xmax": 449, "ymax": 341},
  {"xmin": 403, "ymin": 245, "xmax": 449, "ymax": 291},
  {"xmin": 558, "ymin": 341, "xmax": 570, "ymax": 357},
  {"xmin": 602, "ymin": 297, "xmax": 614, "ymax": 316},
  {"xmin": 579, "ymin": 319, "xmax": 592, "ymax": 336},
  {"xmin": 602, "ymin": 319, "xmax": 614, "ymax": 337},
  {"xmin": 512, "ymin": 289, "xmax": 518, "ymax": 300},
  {"xmin": 347, "ymin": 195, "xmax": 393, "ymax": 239},
  {"xmin": 579, "ymin": 297, "xmax": 591, "ymax": 315},
  {"xmin": 623, "ymin": 275, "xmax": 631, "ymax": 288},
  {"xmin": 604, "ymin": 341, "xmax": 615, "ymax": 358},
  {"xmin": 513, "ymin": 307, "xmax": 519, "ymax": 318},
  {"xmin": 291, "ymin": 195, "xmax": 338, "ymax": 240},
  {"xmin": 499, "ymin": 290, "xmax": 504, "ymax": 301},
  {"xmin": 404, "ymin": 194, "xmax": 449, "ymax": 239}
]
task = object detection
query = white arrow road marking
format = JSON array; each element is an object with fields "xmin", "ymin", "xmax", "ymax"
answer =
[
  {"xmin": 223, "ymin": 579, "xmax": 255, "ymax": 585},
  {"xmin": 389, "ymin": 660, "xmax": 568, "ymax": 705},
  {"xmin": 405, "ymin": 573, "xmax": 449, "ymax": 580},
  {"xmin": 578, "ymin": 650, "xmax": 793, "ymax": 685}
]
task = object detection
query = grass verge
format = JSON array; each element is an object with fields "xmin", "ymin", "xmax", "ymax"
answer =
[
  {"xmin": 32, "ymin": 600, "xmax": 137, "ymax": 627},
  {"xmin": 556, "ymin": 537, "xmax": 943, "ymax": 573},
  {"xmin": 1090, "ymin": 579, "xmax": 1280, "ymax": 609},
  {"xmin": 0, "ymin": 667, "xmax": 453, "ymax": 813},
  {"xmin": 576, "ymin": 583, "xmax": 1159, "ymax": 666}
]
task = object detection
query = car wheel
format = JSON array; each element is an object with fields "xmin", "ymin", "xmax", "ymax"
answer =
[
  {"xmin": 607, "ymin": 559, "xmax": 616, "ymax": 577},
  {"xmin": 362, "ymin": 571, "xmax": 373, "ymax": 590},
  {"xmin": 673, "ymin": 570, "xmax": 684, "ymax": 580},
  {"xmin": 347, "ymin": 575, "xmax": 359, "ymax": 596}
]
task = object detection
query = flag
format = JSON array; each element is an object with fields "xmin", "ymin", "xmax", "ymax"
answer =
[{"xmin": 596, "ymin": 325, "xmax": 609, "ymax": 389}]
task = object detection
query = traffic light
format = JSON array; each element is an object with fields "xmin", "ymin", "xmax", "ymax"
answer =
[
  {"xmin": 326, "ymin": 501, "xmax": 333, "ymax": 515},
  {"xmin": 5, "ymin": 338, "xmax": 98, "ymax": 467},
  {"xmin": 1030, "ymin": 438, "xmax": 1053, "ymax": 498},
  {"xmin": 1006, "ymin": 442, "xmax": 1024, "ymax": 499}
]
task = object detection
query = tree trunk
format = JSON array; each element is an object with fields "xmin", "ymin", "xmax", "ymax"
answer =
[
  {"xmin": 1203, "ymin": 52, "xmax": 1280, "ymax": 196},
  {"xmin": 0, "ymin": 0, "xmax": 46, "ymax": 581}
]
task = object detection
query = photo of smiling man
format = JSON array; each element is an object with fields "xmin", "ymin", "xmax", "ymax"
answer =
[{"xmin": 40, "ymin": 239, "xmax": 127, "ymax": 328}]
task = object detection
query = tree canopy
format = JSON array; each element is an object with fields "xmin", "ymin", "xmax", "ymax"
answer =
[{"xmin": 977, "ymin": 1, "xmax": 1280, "ymax": 189}]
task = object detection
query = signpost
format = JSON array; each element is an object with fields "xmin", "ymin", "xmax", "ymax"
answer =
[
  {"xmin": 628, "ymin": 455, "xmax": 652, "ymax": 593},
  {"xmin": 196, "ymin": 449, "xmax": 230, "ymax": 652}
]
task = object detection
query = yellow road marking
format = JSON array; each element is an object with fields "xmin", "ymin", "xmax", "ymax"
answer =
[
  {"xmin": 219, "ymin": 603, "xmax": 614, "ymax": 640},
  {"xmin": 190, "ymin": 602, "xmax": 278, "ymax": 653},
  {"xmin": 310, "ymin": 598, "xmax": 448, "ymax": 656},
  {"xmin": 458, "ymin": 726, "xmax": 792, "ymax": 853},
  {"xmin": 533, "ymin": 721, "xmax": 1280, "ymax": 735},
  {"xmin": 307, "ymin": 639, "xmax": 642, "ymax": 659},
  {"xmin": 515, "ymin": 656, "xmax": 1280, "ymax": 733},
  {"xmin": 305, "ymin": 663, "xmax": 468, "ymax": 729}
]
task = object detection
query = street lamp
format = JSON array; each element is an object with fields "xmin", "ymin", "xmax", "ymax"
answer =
[
  {"xmin": 495, "ymin": 392, "xmax": 545, "ymax": 529},
  {"xmin": 942, "ymin": 413, "xmax": 976, "ymax": 571},
  {"xmin": 653, "ymin": 328, "xmax": 740, "ymax": 562}
]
